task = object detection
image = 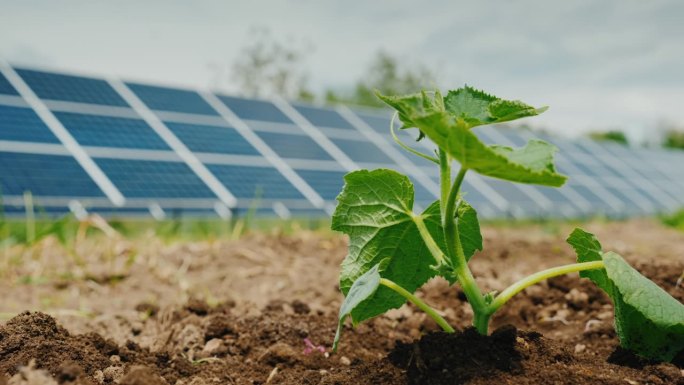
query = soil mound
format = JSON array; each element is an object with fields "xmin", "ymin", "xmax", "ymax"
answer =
[
  {"xmin": 0, "ymin": 312, "xmax": 194, "ymax": 385},
  {"xmin": 385, "ymin": 325, "xmax": 683, "ymax": 385}
]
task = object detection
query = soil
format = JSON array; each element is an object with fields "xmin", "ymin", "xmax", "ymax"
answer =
[{"xmin": 0, "ymin": 219, "xmax": 683, "ymax": 384}]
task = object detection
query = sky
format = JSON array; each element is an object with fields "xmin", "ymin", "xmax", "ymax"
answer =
[{"xmin": 1, "ymin": 0, "xmax": 683, "ymax": 143}]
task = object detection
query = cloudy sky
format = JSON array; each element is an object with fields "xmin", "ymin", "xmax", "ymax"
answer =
[{"xmin": 1, "ymin": 0, "xmax": 682, "ymax": 142}]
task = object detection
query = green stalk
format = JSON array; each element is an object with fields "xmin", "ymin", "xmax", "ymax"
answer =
[
  {"xmin": 380, "ymin": 278, "xmax": 454, "ymax": 333},
  {"xmin": 440, "ymin": 161, "xmax": 489, "ymax": 334},
  {"xmin": 413, "ymin": 214, "xmax": 448, "ymax": 267},
  {"xmin": 486, "ymin": 260, "xmax": 605, "ymax": 314},
  {"xmin": 438, "ymin": 149, "xmax": 451, "ymax": 218}
]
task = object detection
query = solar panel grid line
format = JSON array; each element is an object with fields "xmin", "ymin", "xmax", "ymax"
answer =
[
  {"xmin": 566, "ymin": 172, "xmax": 625, "ymax": 212},
  {"xmin": 0, "ymin": 140, "xmax": 70, "ymax": 156},
  {"xmin": 1, "ymin": 63, "xmax": 126, "ymax": 207},
  {"xmin": 588, "ymin": 142, "xmax": 671, "ymax": 210},
  {"xmin": 1, "ymin": 195, "xmax": 112, "ymax": 207},
  {"xmin": 84, "ymin": 147, "xmax": 181, "ymax": 162},
  {"xmin": 476, "ymin": 127, "xmax": 554, "ymax": 212},
  {"xmin": 200, "ymin": 91, "xmax": 325, "ymax": 208},
  {"xmin": 194, "ymin": 153, "xmax": 271, "ymax": 167},
  {"xmin": 0, "ymin": 94, "xmax": 28, "ymax": 108},
  {"xmin": 108, "ymin": 79, "xmax": 237, "ymax": 207},
  {"xmin": 579, "ymin": 140, "xmax": 663, "ymax": 211},
  {"xmin": 641, "ymin": 154, "xmax": 684, "ymax": 190},
  {"xmin": 533, "ymin": 134, "xmax": 627, "ymax": 212},
  {"xmin": 338, "ymin": 105, "xmax": 442, "ymax": 198},
  {"xmin": 271, "ymin": 95, "xmax": 357, "ymax": 171},
  {"xmin": 239, "ymin": 120, "xmax": 309, "ymax": 135},
  {"xmin": 284, "ymin": 159, "xmax": 345, "ymax": 171}
]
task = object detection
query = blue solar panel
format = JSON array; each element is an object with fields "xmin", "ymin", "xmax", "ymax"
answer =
[
  {"xmin": 412, "ymin": 180, "xmax": 438, "ymax": 204},
  {"xmin": 16, "ymin": 68, "xmax": 128, "ymax": 107},
  {"xmin": 0, "ymin": 105, "xmax": 59, "ymax": 143},
  {"xmin": 293, "ymin": 104, "xmax": 355, "ymax": 130},
  {"xmin": 218, "ymin": 95, "xmax": 292, "ymax": 123},
  {"xmin": 296, "ymin": 169, "xmax": 347, "ymax": 201},
  {"xmin": 127, "ymin": 83, "xmax": 218, "ymax": 116},
  {"xmin": 95, "ymin": 158, "xmax": 215, "ymax": 198},
  {"xmin": 0, "ymin": 73, "xmax": 18, "ymax": 95},
  {"xmin": 55, "ymin": 112, "xmax": 170, "ymax": 150},
  {"xmin": 330, "ymin": 138, "xmax": 393, "ymax": 164},
  {"xmin": 165, "ymin": 122, "xmax": 259, "ymax": 155},
  {"xmin": 256, "ymin": 131, "xmax": 333, "ymax": 160},
  {"xmin": 0, "ymin": 152, "xmax": 104, "ymax": 197},
  {"xmin": 356, "ymin": 112, "xmax": 392, "ymax": 134},
  {"xmin": 206, "ymin": 164, "xmax": 305, "ymax": 200}
]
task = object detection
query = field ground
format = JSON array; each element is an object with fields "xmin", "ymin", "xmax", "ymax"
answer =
[{"xmin": 0, "ymin": 218, "xmax": 683, "ymax": 384}]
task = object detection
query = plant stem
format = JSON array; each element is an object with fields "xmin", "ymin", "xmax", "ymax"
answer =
[
  {"xmin": 380, "ymin": 278, "xmax": 455, "ymax": 333},
  {"xmin": 487, "ymin": 260, "xmax": 605, "ymax": 314},
  {"xmin": 441, "ymin": 162, "xmax": 489, "ymax": 334},
  {"xmin": 413, "ymin": 215, "xmax": 448, "ymax": 267},
  {"xmin": 439, "ymin": 149, "xmax": 451, "ymax": 217}
]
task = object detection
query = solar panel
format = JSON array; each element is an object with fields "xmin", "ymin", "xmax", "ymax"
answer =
[
  {"xmin": 0, "ymin": 73, "xmax": 18, "ymax": 95},
  {"xmin": 94, "ymin": 158, "xmax": 216, "ymax": 198},
  {"xmin": 3, "ymin": 65, "xmax": 684, "ymax": 219},
  {"xmin": 206, "ymin": 164, "xmax": 306, "ymax": 200},
  {"xmin": 16, "ymin": 68, "xmax": 128, "ymax": 107},
  {"xmin": 127, "ymin": 83, "xmax": 219, "ymax": 116},
  {"xmin": 329, "ymin": 137, "xmax": 394, "ymax": 164},
  {"xmin": 255, "ymin": 131, "xmax": 334, "ymax": 160},
  {"xmin": 293, "ymin": 104, "xmax": 355, "ymax": 130},
  {"xmin": 296, "ymin": 169, "xmax": 347, "ymax": 201},
  {"xmin": 0, "ymin": 151, "xmax": 105, "ymax": 198},
  {"xmin": 218, "ymin": 95, "xmax": 292, "ymax": 123},
  {"xmin": 165, "ymin": 122, "xmax": 259, "ymax": 155},
  {"xmin": 0, "ymin": 105, "xmax": 59, "ymax": 143},
  {"xmin": 55, "ymin": 112, "xmax": 171, "ymax": 150}
]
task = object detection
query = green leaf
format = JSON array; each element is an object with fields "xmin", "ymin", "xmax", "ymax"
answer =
[
  {"xmin": 456, "ymin": 200, "xmax": 483, "ymax": 260},
  {"xmin": 376, "ymin": 90, "xmax": 444, "ymax": 130},
  {"xmin": 568, "ymin": 228, "xmax": 684, "ymax": 362},
  {"xmin": 443, "ymin": 86, "xmax": 546, "ymax": 128},
  {"xmin": 421, "ymin": 199, "xmax": 482, "ymax": 283},
  {"xmin": 566, "ymin": 228, "xmax": 611, "ymax": 292},
  {"xmin": 378, "ymin": 89, "xmax": 566, "ymax": 187},
  {"xmin": 333, "ymin": 262, "xmax": 383, "ymax": 352},
  {"xmin": 332, "ymin": 169, "xmax": 445, "ymax": 324}
]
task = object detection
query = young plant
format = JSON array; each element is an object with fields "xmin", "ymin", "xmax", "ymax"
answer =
[{"xmin": 331, "ymin": 86, "xmax": 684, "ymax": 362}]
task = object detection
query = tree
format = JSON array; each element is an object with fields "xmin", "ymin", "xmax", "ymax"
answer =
[
  {"xmin": 229, "ymin": 27, "xmax": 314, "ymax": 101},
  {"xmin": 588, "ymin": 130, "xmax": 629, "ymax": 145},
  {"xmin": 663, "ymin": 130, "xmax": 684, "ymax": 150},
  {"xmin": 327, "ymin": 51, "xmax": 438, "ymax": 107}
]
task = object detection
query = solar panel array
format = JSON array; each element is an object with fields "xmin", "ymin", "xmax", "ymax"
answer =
[{"xmin": 1, "ymin": 64, "xmax": 683, "ymax": 220}]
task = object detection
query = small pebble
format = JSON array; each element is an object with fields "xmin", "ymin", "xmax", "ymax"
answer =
[
  {"xmin": 574, "ymin": 343, "xmax": 586, "ymax": 354},
  {"xmin": 102, "ymin": 366, "xmax": 123, "ymax": 383},
  {"xmin": 339, "ymin": 356, "xmax": 351, "ymax": 366},
  {"xmin": 93, "ymin": 370, "xmax": 104, "ymax": 384},
  {"xmin": 203, "ymin": 338, "xmax": 226, "ymax": 355}
]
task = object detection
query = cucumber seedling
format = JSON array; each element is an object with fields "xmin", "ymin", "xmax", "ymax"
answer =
[{"xmin": 331, "ymin": 86, "xmax": 684, "ymax": 362}]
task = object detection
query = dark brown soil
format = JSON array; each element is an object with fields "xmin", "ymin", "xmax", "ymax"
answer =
[{"xmin": 0, "ymin": 220, "xmax": 683, "ymax": 384}]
